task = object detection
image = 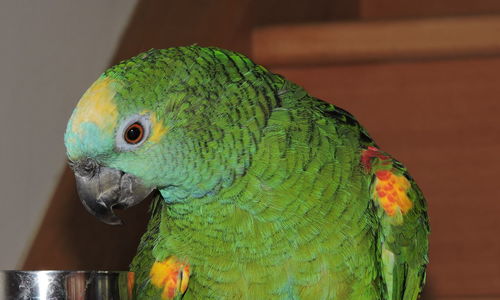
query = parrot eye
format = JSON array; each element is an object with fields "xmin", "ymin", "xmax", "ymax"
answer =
[
  {"xmin": 125, "ymin": 123, "xmax": 144, "ymax": 144},
  {"xmin": 116, "ymin": 114, "xmax": 151, "ymax": 151}
]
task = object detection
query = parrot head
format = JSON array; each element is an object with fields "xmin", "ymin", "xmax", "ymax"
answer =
[{"xmin": 65, "ymin": 47, "xmax": 271, "ymax": 224}]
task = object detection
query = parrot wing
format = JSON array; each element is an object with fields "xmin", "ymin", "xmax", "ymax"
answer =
[
  {"xmin": 363, "ymin": 147, "xmax": 430, "ymax": 300},
  {"xmin": 277, "ymin": 85, "xmax": 429, "ymax": 300}
]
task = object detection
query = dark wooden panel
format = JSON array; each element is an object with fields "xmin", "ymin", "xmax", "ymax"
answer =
[
  {"xmin": 252, "ymin": 0, "xmax": 359, "ymax": 26},
  {"xmin": 271, "ymin": 57, "xmax": 500, "ymax": 297},
  {"xmin": 360, "ymin": 0, "xmax": 500, "ymax": 19},
  {"xmin": 111, "ymin": 0, "xmax": 253, "ymax": 64},
  {"xmin": 253, "ymin": 15, "xmax": 500, "ymax": 66}
]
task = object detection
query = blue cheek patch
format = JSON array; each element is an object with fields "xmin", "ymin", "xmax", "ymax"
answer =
[{"xmin": 65, "ymin": 121, "xmax": 115, "ymax": 160}]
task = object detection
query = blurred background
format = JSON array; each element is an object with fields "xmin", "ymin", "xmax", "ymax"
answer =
[{"xmin": 1, "ymin": 0, "xmax": 499, "ymax": 299}]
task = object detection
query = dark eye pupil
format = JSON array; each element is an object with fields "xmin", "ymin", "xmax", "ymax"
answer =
[
  {"xmin": 127, "ymin": 127, "xmax": 141, "ymax": 140},
  {"xmin": 125, "ymin": 123, "xmax": 143, "ymax": 144}
]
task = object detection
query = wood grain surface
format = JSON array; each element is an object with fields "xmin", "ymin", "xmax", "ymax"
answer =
[
  {"xmin": 360, "ymin": 0, "xmax": 500, "ymax": 19},
  {"xmin": 110, "ymin": 0, "xmax": 253, "ymax": 64},
  {"xmin": 253, "ymin": 15, "xmax": 500, "ymax": 66}
]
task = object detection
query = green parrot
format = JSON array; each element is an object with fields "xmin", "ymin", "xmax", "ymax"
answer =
[{"xmin": 64, "ymin": 46, "xmax": 429, "ymax": 300}]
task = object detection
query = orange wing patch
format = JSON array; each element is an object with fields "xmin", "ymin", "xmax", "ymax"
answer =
[
  {"xmin": 362, "ymin": 146, "xmax": 413, "ymax": 219},
  {"xmin": 374, "ymin": 170, "xmax": 412, "ymax": 217},
  {"xmin": 127, "ymin": 272, "xmax": 135, "ymax": 299},
  {"xmin": 150, "ymin": 257, "xmax": 190, "ymax": 299}
]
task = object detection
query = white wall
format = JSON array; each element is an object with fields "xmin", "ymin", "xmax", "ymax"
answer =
[{"xmin": 0, "ymin": 0, "xmax": 138, "ymax": 269}]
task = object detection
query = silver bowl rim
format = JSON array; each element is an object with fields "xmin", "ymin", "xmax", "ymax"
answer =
[{"xmin": 0, "ymin": 270, "xmax": 133, "ymax": 274}]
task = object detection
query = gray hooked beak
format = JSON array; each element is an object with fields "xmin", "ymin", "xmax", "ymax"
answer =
[{"xmin": 71, "ymin": 158, "xmax": 154, "ymax": 225}]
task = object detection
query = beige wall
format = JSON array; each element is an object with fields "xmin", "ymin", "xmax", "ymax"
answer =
[{"xmin": 0, "ymin": 0, "xmax": 137, "ymax": 269}]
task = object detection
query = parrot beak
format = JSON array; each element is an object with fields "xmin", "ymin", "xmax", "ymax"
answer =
[{"xmin": 71, "ymin": 158, "xmax": 154, "ymax": 225}]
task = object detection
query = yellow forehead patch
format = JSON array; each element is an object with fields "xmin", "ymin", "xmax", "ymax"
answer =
[{"xmin": 71, "ymin": 76, "xmax": 118, "ymax": 134}]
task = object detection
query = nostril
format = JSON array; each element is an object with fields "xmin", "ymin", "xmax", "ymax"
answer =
[{"xmin": 74, "ymin": 158, "xmax": 100, "ymax": 178}]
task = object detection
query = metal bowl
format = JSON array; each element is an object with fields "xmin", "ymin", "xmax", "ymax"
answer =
[{"xmin": 0, "ymin": 271, "xmax": 134, "ymax": 300}]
